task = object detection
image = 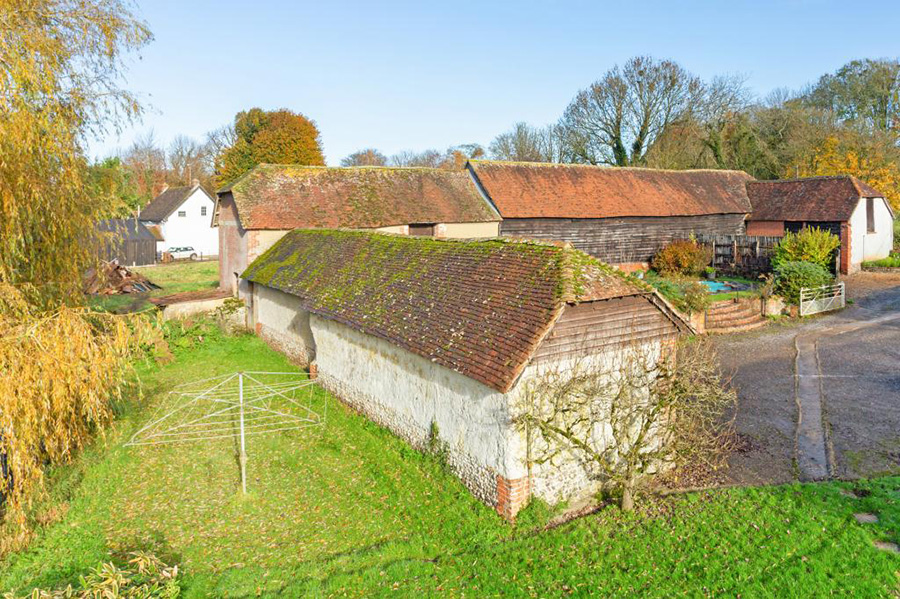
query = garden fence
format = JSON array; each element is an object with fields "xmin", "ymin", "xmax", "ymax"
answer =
[{"xmin": 693, "ymin": 234, "xmax": 782, "ymax": 277}]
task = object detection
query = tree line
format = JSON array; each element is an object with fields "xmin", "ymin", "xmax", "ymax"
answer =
[{"xmin": 485, "ymin": 56, "xmax": 900, "ymax": 206}]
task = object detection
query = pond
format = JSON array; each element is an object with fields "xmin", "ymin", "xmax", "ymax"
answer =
[{"xmin": 700, "ymin": 280, "xmax": 751, "ymax": 294}]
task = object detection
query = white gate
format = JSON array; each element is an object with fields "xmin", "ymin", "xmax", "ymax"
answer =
[{"xmin": 799, "ymin": 282, "xmax": 845, "ymax": 316}]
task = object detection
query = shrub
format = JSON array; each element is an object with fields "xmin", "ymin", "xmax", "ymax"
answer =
[
  {"xmin": 676, "ymin": 281, "xmax": 712, "ymax": 314},
  {"xmin": 651, "ymin": 240, "xmax": 713, "ymax": 276},
  {"xmin": 772, "ymin": 227, "xmax": 841, "ymax": 271},
  {"xmin": 773, "ymin": 261, "xmax": 833, "ymax": 304}
]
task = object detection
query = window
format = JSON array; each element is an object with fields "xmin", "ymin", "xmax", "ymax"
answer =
[
  {"xmin": 409, "ymin": 223, "xmax": 435, "ymax": 237},
  {"xmin": 201, "ymin": 206, "xmax": 207, "ymax": 216},
  {"xmin": 866, "ymin": 198, "xmax": 875, "ymax": 233},
  {"xmin": 177, "ymin": 210, "xmax": 186, "ymax": 217}
]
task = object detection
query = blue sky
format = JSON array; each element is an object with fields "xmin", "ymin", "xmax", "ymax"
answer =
[{"xmin": 93, "ymin": 0, "xmax": 900, "ymax": 165}]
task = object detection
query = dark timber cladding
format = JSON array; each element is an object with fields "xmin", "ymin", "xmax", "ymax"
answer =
[
  {"xmin": 468, "ymin": 161, "xmax": 753, "ymax": 265},
  {"xmin": 500, "ymin": 214, "xmax": 746, "ymax": 265}
]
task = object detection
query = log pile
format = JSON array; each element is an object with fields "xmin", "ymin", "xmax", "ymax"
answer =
[{"xmin": 84, "ymin": 260, "xmax": 160, "ymax": 295}]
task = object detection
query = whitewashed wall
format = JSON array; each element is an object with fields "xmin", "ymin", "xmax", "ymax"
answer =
[
  {"xmin": 253, "ymin": 285, "xmax": 315, "ymax": 364},
  {"xmin": 311, "ymin": 314, "xmax": 516, "ymax": 505},
  {"xmin": 251, "ymin": 284, "xmax": 671, "ymax": 509},
  {"xmin": 849, "ymin": 197, "xmax": 894, "ymax": 265},
  {"xmin": 159, "ymin": 188, "xmax": 218, "ymax": 256}
]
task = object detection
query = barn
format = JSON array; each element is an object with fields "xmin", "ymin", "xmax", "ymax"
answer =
[
  {"xmin": 466, "ymin": 161, "xmax": 753, "ymax": 269},
  {"xmin": 213, "ymin": 164, "xmax": 500, "ymax": 298},
  {"xmin": 745, "ymin": 176, "xmax": 894, "ymax": 274},
  {"xmin": 96, "ymin": 218, "xmax": 157, "ymax": 266},
  {"xmin": 242, "ymin": 229, "xmax": 690, "ymax": 517}
]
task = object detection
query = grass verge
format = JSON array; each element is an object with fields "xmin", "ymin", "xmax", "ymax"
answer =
[{"xmin": 1, "ymin": 327, "xmax": 898, "ymax": 597}]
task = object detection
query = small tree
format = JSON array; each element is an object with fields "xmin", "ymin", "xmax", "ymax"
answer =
[{"xmin": 515, "ymin": 337, "xmax": 735, "ymax": 511}]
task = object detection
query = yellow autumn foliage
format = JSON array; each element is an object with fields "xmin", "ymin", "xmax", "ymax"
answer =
[
  {"xmin": 788, "ymin": 136, "xmax": 900, "ymax": 210},
  {"xmin": 0, "ymin": 284, "xmax": 159, "ymax": 555}
]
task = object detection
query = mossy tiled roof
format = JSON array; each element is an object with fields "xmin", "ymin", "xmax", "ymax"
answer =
[
  {"xmin": 243, "ymin": 230, "xmax": 651, "ymax": 392},
  {"xmin": 219, "ymin": 164, "xmax": 499, "ymax": 230}
]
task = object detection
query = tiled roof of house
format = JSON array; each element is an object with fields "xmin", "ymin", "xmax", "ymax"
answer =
[
  {"xmin": 139, "ymin": 185, "xmax": 211, "ymax": 222},
  {"xmin": 218, "ymin": 164, "xmax": 499, "ymax": 230},
  {"xmin": 243, "ymin": 230, "xmax": 673, "ymax": 392},
  {"xmin": 468, "ymin": 161, "xmax": 754, "ymax": 219},
  {"xmin": 747, "ymin": 176, "xmax": 888, "ymax": 222}
]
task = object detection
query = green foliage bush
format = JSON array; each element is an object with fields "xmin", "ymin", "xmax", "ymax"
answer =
[
  {"xmin": 774, "ymin": 261, "xmax": 833, "ymax": 304},
  {"xmin": 3, "ymin": 551, "xmax": 181, "ymax": 598},
  {"xmin": 772, "ymin": 227, "xmax": 841, "ymax": 271},
  {"xmin": 651, "ymin": 240, "xmax": 714, "ymax": 276}
]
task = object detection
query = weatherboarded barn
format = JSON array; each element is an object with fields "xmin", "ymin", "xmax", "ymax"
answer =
[
  {"xmin": 467, "ymin": 161, "xmax": 753, "ymax": 269},
  {"xmin": 746, "ymin": 176, "xmax": 894, "ymax": 274},
  {"xmin": 97, "ymin": 219, "xmax": 157, "ymax": 266},
  {"xmin": 242, "ymin": 230, "xmax": 690, "ymax": 517},
  {"xmin": 214, "ymin": 165, "xmax": 500, "ymax": 298}
]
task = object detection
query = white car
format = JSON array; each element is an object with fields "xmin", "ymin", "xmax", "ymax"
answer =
[{"xmin": 165, "ymin": 246, "xmax": 198, "ymax": 260}]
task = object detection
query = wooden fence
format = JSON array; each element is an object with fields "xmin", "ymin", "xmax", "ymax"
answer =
[{"xmin": 693, "ymin": 234, "xmax": 782, "ymax": 276}]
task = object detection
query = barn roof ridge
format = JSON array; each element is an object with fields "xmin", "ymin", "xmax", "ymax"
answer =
[
  {"xmin": 468, "ymin": 159, "xmax": 752, "ymax": 176},
  {"xmin": 217, "ymin": 163, "xmax": 498, "ymax": 230}
]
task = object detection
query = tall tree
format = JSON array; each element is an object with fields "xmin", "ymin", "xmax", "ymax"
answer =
[
  {"xmin": 215, "ymin": 108, "xmax": 325, "ymax": 184},
  {"xmin": 0, "ymin": 0, "xmax": 151, "ymax": 302},
  {"xmin": 389, "ymin": 144, "xmax": 484, "ymax": 169},
  {"xmin": 560, "ymin": 56, "xmax": 704, "ymax": 166},
  {"xmin": 489, "ymin": 122, "xmax": 564, "ymax": 163},
  {"xmin": 88, "ymin": 156, "xmax": 141, "ymax": 216},
  {"xmin": 122, "ymin": 130, "xmax": 167, "ymax": 202},
  {"xmin": 804, "ymin": 59, "xmax": 900, "ymax": 138},
  {"xmin": 341, "ymin": 148, "xmax": 388, "ymax": 167},
  {"xmin": 168, "ymin": 134, "xmax": 210, "ymax": 186}
]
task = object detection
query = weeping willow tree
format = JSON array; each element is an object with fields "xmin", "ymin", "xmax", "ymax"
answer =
[
  {"xmin": 0, "ymin": 0, "xmax": 154, "ymax": 551},
  {"xmin": 0, "ymin": 0, "xmax": 151, "ymax": 303}
]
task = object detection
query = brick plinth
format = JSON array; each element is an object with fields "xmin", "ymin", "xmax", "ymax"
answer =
[{"xmin": 496, "ymin": 475, "xmax": 531, "ymax": 520}]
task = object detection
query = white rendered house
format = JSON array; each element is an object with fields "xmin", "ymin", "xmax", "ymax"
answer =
[{"xmin": 139, "ymin": 182, "xmax": 219, "ymax": 258}]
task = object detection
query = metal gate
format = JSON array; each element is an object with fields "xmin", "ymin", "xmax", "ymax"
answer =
[{"xmin": 799, "ymin": 282, "xmax": 845, "ymax": 316}]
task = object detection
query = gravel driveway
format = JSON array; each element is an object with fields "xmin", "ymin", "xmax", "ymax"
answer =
[{"xmin": 714, "ymin": 272, "xmax": 900, "ymax": 485}]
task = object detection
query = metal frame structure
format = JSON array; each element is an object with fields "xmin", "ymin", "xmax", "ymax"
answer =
[
  {"xmin": 799, "ymin": 282, "xmax": 845, "ymax": 317},
  {"xmin": 126, "ymin": 371, "xmax": 324, "ymax": 493}
]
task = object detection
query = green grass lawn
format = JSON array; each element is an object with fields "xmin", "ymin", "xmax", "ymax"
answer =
[
  {"xmin": 89, "ymin": 260, "xmax": 219, "ymax": 313},
  {"xmin": 2, "ymin": 329, "xmax": 899, "ymax": 597}
]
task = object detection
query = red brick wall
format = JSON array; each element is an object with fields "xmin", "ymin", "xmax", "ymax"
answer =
[
  {"xmin": 496, "ymin": 475, "xmax": 531, "ymax": 520},
  {"xmin": 840, "ymin": 222, "xmax": 851, "ymax": 275},
  {"xmin": 746, "ymin": 220, "xmax": 785, "ymax": 236}
]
